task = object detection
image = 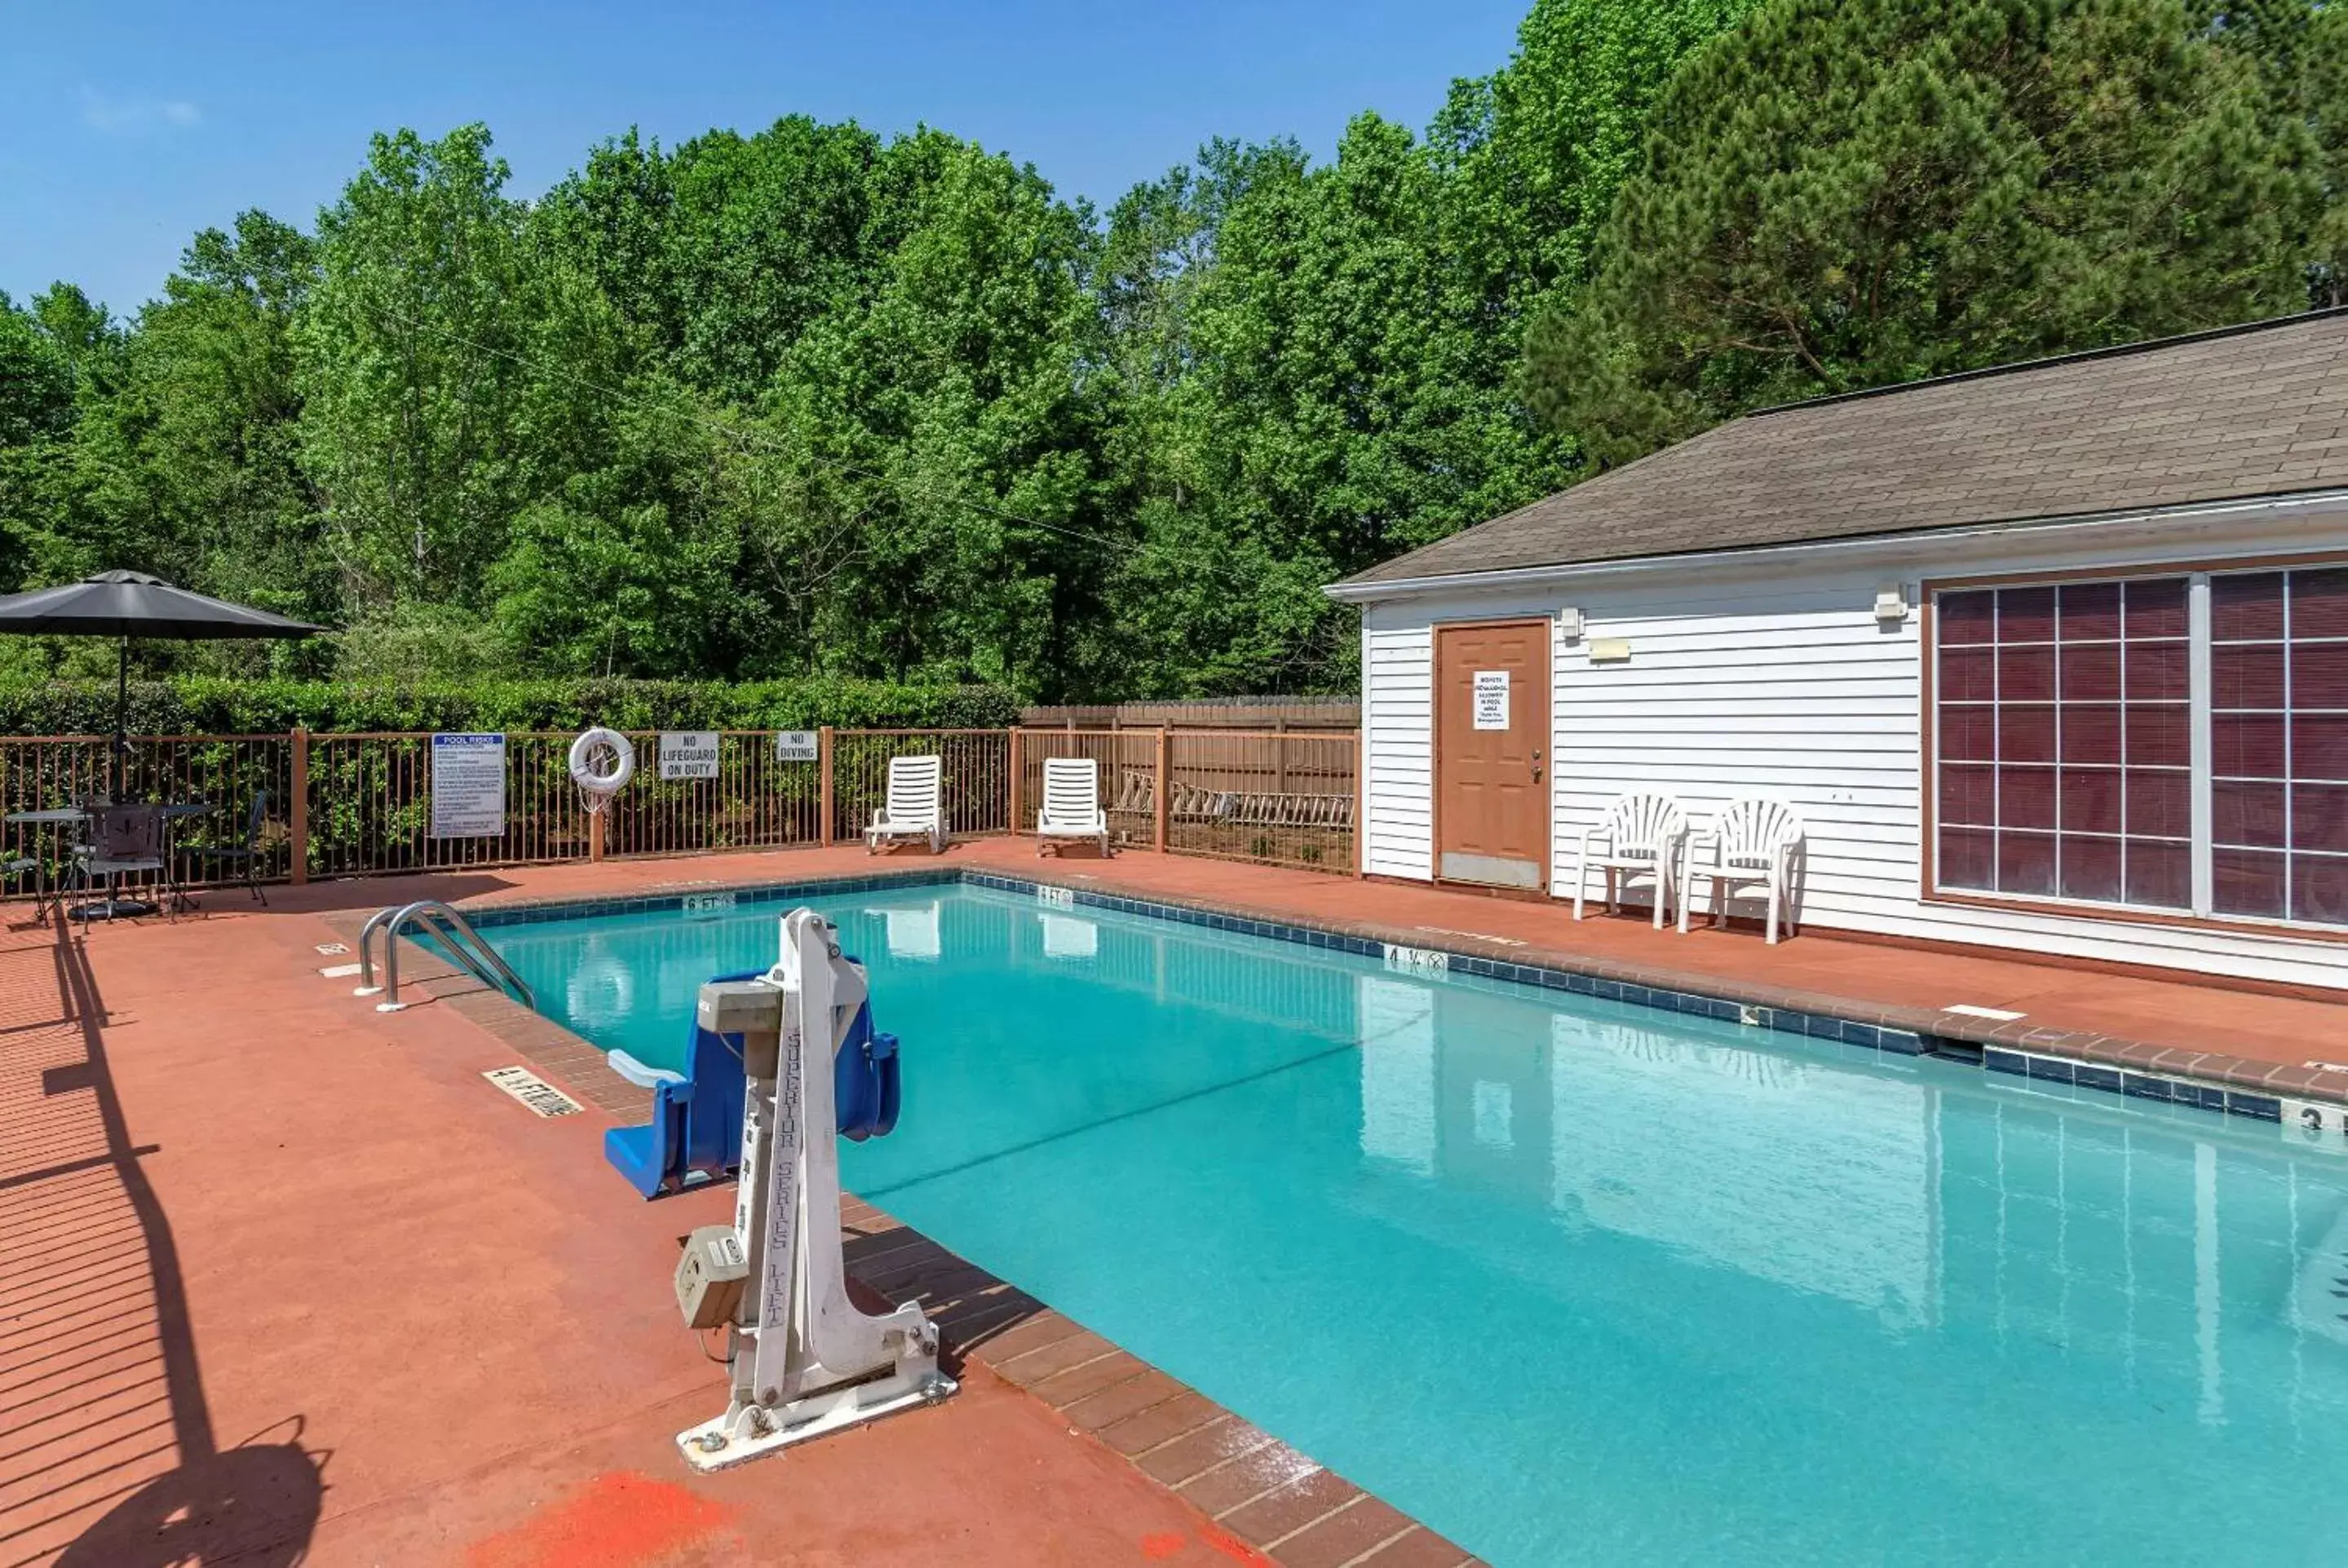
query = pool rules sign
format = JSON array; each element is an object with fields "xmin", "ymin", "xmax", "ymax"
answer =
[
  {"xmin": 1472, "ymin": 670, "xmax": 1510, "ymax": 730},
  {"xmin": 430, "ymin": 733, "xmax": 506, "ymax": 837}
]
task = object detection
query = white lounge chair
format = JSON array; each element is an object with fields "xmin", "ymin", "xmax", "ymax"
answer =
[
  {"xmin": 865, "ymin": 755, "xmax": 946, "ymax": 854},
  {"xmin": 1036, "ymin": 757, "xmax": 1110, "ymax": 856},
  {"xmin": 1680, "ymin": 797, "xmax": 1804, "ymax": 943},
  {"xmin": 1571, "ymin": 793, "xmax": 1689, "ymax": 929}
]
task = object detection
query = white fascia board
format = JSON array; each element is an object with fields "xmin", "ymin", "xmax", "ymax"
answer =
[{"xmin": 1321, "ymin": 489, "xmax": 2348, "ymax": 606}]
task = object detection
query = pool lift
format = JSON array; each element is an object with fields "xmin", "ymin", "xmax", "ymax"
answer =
[{"xmin": 668, "ymin": 908, "xmax": 955, "ymax": 1471}]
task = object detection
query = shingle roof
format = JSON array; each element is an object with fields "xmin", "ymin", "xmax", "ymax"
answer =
[{"xmin": 1338, "ymin": 308, "xmax": 2348, "ymax": 588}]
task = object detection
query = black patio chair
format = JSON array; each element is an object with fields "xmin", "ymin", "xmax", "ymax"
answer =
[
  {"xmin": 193, "ymin": 790, "xmax": 270, "ymax": 906},
  {"xmin": 3, "ymin": 853, "xmax": 42, "ymax": 922},
  {"xmin": 74, "ymin": 804, "xmax": 167, "ymax": 921}
]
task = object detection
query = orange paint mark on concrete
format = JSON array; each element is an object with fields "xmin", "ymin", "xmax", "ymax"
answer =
[
  {"xmin": 1139, "ymin": 1530, "xmax": 1188, "ymax": 1560},
  {"xmin": 1198, "ymin": 1525, "xmax": 1274, "ymax": 1565},
  {"xmin": 467, "ymin": 1471, "xmax": 731, "ymax": 1568}
]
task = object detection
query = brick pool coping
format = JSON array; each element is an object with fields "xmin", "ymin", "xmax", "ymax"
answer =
[{"xmin": 325, "ymin": 850, "xmax": 2348, "ymax": 1568}]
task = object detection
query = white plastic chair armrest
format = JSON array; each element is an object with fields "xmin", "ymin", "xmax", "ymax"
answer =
[{"xmin": 606, "ymin": 1049, "xmax": 686, "ymax": 1089}]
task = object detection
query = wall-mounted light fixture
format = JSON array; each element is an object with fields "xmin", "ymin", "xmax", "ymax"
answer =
[
  {"xmin": 1556, "ymin": 606, "xmax": 1585, "ymax": 641},
  {"xmin": 1873, "ymin": 584, "xmax": 1910, "ymax": 625}
]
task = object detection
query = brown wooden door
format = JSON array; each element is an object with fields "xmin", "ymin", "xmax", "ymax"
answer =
[{"xmin": 1436, "ymin": 621, "xmax": 1550, "ymax": 888}]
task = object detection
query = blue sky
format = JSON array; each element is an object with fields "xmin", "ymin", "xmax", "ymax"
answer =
[{"xmin": 0, "ymin": 0, "xmax": 1530, "ymax": 318}]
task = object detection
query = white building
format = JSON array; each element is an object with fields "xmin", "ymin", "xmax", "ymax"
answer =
[{"xmin": 1327, "ymin": 311, "xmax": 2348, "ymax": 992}]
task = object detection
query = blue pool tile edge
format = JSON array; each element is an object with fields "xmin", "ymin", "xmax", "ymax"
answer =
[
  {"xmin": 463, "ymin": 867, "xmax": 962, "ymax": 931},
  {"xmin": 469, "ymin": 864, "xmax": 2326, "ymax": 1133}
]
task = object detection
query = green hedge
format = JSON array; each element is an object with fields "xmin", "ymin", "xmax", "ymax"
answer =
[{"xmin": 0, "ymin": 676, "xmax": 1021, "ymax": 736}]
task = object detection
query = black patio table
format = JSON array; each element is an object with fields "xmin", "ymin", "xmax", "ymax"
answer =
[{"xmin": 22, "ymin": 799, "xmax": 218, "ymax": 921}]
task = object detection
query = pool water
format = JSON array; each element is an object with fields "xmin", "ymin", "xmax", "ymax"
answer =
[{"xmin": 482, "ymin": 884, "xmax": 2348, "ymax": 1566}]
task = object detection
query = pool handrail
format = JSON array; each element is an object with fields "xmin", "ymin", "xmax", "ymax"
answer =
[{"xmin": 356, "ymin": 899, "xmax": 534, "ymax": 1013}]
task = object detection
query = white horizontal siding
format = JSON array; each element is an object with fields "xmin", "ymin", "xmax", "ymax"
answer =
[
  {"xmin": 1354, "ymin": 517, "xmax": 2348, "ymax": 990},
  {"xmin": 1364, "ymin": 621, "xmax": 1433, "ymax": 879},
  {"xmin": 1545, "ymin": 559, "xmax": 2348, "ymax": 987}
]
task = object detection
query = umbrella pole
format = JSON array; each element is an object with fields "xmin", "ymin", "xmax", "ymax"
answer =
[{"xmin": 113, "ymin": 634, "xmax": 126, "ymax": 802}]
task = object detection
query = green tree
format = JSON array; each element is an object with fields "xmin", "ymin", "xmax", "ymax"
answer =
[
  {"xmin": 77, "ymin": 214, "xmax": 325, "ymax": 616},
  {"xmin": 0, "ymin": 292, "xmax": 73, "ymax": 450},
  {"xmin": 481, "ymin": 377, "xmax": 757, "ymax": 678},
  {"xmin": 297, "ymin": 124, "xmax": 532, "ymax": 606},
  {"xmin": 1430, "ymin": 0, "xmax": 1762, "ymax": 315},
  {"xmin": 533, "ymin": 117, "xmax": 884, "ymax": 406},
  {"xmin": 764, "ymin": 130, "xmax": 1112, "ymax": 693},
  {"xmin": 2315, "ymin": 5, "xmax": 2348, "ymax": 303},
  {"xmin": 11, "ymin": 0, "xmax": 2347, "ymax": 703},
  {"xmin": 25, "ymin": 285, "xmax": 122, "ymax": 402},
  {"xmin": 2191, "ymin": 1, "xmax": 2348, "ymax": 303},
  {"xmin": 1092, "ymin": 115, "xmax": 1582, "ymax": 695},
  {"xmin": 0, "ymin": 287, "xmax": 132, "ymax": 594},
  {"xmin": 1529, "ymin": 0, "xmax": 2324, "ymax": 462},
  {"xmin": 0, "ymin": 293, "xmax": 77, "ymax": 592}
]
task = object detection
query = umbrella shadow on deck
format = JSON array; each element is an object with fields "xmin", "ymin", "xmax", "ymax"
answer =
[{"xmin": 0, "ymin": 917, "xmax": 326, "ymax": 1567}]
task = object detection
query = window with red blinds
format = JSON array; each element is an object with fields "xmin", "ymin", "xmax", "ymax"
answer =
[
  {"xmin": 1935, "ymin": 577, "xmax": 2192, "ymax": 911},
  {"xmin": 2210, "ymin": 568, "xmax": 2348, "ymax": 924}
]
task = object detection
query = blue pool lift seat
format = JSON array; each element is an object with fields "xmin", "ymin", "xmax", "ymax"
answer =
[{"xmin": 604, "ymin": 964, "xmax": 902, "ymax": 1199}]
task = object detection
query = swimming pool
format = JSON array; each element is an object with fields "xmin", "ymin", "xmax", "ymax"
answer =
[{"xmin": 480, "ymin": 881, "xmax": 2348, "ymax": 1565}]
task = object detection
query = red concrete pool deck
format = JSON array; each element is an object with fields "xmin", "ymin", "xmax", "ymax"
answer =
[
  {"xmin": 8, "ymin": 837, "xmax": 2347, "ymax": 1566},
  {"xmin": 1, "ymin": 885, "xmax": 1453, "ymax": 1567}
]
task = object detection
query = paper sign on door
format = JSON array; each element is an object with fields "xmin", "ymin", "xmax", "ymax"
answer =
[{"xmin": 1472, "ymin": 670, "xmax": 1510, "ymax": 731}]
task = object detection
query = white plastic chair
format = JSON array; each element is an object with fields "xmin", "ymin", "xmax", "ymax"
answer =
[
  {"xmin": 1036, "ymin": 757, "xmax": 1109, "ymax": 856},
  {"xmin": 1680, "ymin": 797, "xmax": 1805, "ymax": 944},
  {"xmin": 865, "ymin": 754, "xmax": 946, "ymax": 854},
  {"xmin": 1571, "ymin": 793, "xmax": 1689, "ymax": 929}
]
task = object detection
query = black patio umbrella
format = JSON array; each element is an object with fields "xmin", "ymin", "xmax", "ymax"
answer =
[{"xmin": 0, "ymin": 570, "xmax": 322, "ymax": 796}]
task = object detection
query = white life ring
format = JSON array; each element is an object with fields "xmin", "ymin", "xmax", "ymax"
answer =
[{"xmin": 568, "ymin": 727, "xmax": 636, "ymax": 801}]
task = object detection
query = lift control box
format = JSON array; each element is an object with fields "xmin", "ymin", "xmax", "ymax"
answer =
[
  {"xmin": 675, "ymin": 1224, "xmax": 750, "ymax": 1330},
  {"xmin": 696, "ymin": 978, "xmax": 785, "ymax": 1076}
]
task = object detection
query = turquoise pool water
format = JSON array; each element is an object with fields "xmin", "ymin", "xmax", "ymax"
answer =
[{"xmin": 482, "ymin": 884, "xmax": 2348, "ymax": 1566}]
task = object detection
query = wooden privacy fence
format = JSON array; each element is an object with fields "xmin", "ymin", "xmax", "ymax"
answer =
[
  {"xmin": 1011, "ymin": 727, "xmax": 1357, "ymax": 872},
  {"xmin": 0, "ymin": 723, "xmax": 1355, "ymax": 897}
]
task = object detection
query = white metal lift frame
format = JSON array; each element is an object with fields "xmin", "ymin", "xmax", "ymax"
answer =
[{"xmin": 677, "ymin": 908, "xmax": 953, "ymax": 1471}]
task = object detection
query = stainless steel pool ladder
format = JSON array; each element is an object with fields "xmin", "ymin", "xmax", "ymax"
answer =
[{"xmin": 355, "ymin": 899, "xmax": 534, "ymax": 1014}]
